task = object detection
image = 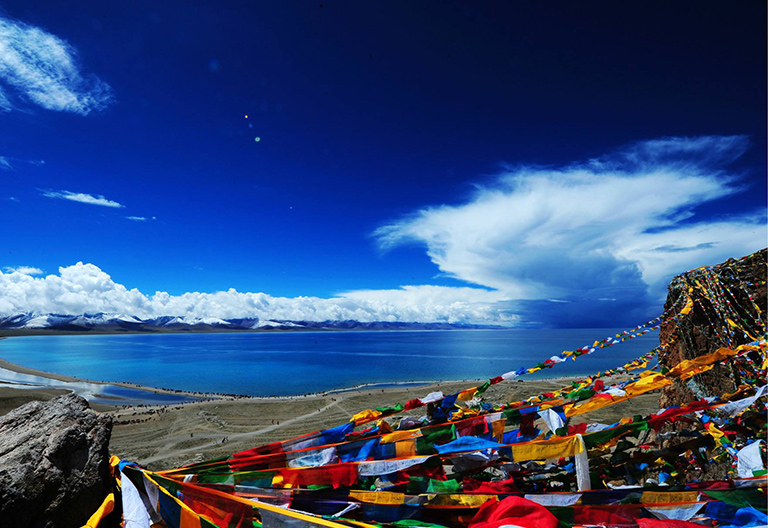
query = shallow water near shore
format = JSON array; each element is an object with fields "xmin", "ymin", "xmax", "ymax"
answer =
[
  {"xmin": 0, "ymin": 366, "xmax": 199, "ymax": 405},
  {"xmin": 0, "ymin": 328, "xmax": 658, "ymax": 396}
]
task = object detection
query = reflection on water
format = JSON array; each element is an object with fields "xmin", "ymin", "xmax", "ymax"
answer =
[{"xmin": 0, "ymin": 367, "xmax": 197, "ymax": 405}]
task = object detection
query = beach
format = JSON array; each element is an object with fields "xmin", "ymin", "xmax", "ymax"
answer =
[{"xmin": 0, "ymin": 357, "xmax": 661, "ymax": 471}]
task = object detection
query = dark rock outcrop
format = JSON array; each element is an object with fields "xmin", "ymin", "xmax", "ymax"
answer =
[
  {"xmin": 0, "ymin": 393, "xmax": 113, "ymax": 528},
  {"xmin": 659, "ymin": 248, "xmax": 766, "ymax": 407}
]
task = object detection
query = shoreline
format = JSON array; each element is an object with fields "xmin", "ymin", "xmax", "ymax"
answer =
[
  {"xmin": 0, "ymin": 355, "xmax": 486, "ymax": 404},
  {"xmin": 0, "ymin": 357, "xmax": 219, "ymax": 405},
  {"xmin": 0, "ymin": 325, "xmax": 505, "ymax": 340}
]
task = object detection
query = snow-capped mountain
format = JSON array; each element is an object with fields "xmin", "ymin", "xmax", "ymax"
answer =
[
  {"xmin": 0, "ymin": 312, "xmax": 146, "ymax": 331},
  {"xmin": 149, "ymin": 316, "xmax": 234, "ymax": 328},
  {"xmin": 252, "ymin": 320, "xmax": 303, "ymax": 329},
  {"xmin": 0, "ymin": 312, "xmax": 495, "ymax": 333}
]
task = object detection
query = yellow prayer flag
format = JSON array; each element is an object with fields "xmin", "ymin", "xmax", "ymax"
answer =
[
  {"xmin": 395, "ymin": 439, "xmax": 418, "ymax": 457},
  {"xmin": 667, "ymin": 347, "xmax": 741, "ymax": 381},
  {"xmin": 350, "ymin": 491, "xmax": 405, "ymax": 505},
  {"xmin": 429, "ymin": 494, "xmax": 498, "ymax": 507},
  {"xmin": 510, "ymin": 435, "xmax": 582, "ymax": 462},
  {"xmin": 705, "ymin": 423, "xmax": 727, "ymax": 444},
  {"xmin": 380, "ymin": 430, "xmax": 421, "ymax": 444},
  {"xmin": 624, "ymin": 373, "xmax": 672, "ymax": 397},
  {"xmin": 565, "ymin": 396, "xmax": 614, "ymax": 418},
  {"xmin": 350, "ymin": 409, "xmax": 383, "ymax": 425},
  {"xmin": 457, "ymin": 388, "xmax": 478, "ymax": 401},
  {"xmin": 81, "ymin": 493, "xmax": 115, "ymax": 528},
  {"xmin": 640, "ymin": 491, "xmax": 699, "ymax": 505},
  {"xmin": 680, "ymin": 295, "xmax": 694, "ymax": 315}
]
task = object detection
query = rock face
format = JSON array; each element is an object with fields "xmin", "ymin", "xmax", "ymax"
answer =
[
  {"xmin": 659, "ymin": 248, "xmax": 766, "ymax": 407},
  {"xmin": 0, "ymin": 393, "xmax": 113, "ymax": 528}
]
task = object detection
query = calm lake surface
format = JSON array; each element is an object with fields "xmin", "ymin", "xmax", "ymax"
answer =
[{"xmin": 0, "ymin": 329, "xmax": 659, "ymax": 396}]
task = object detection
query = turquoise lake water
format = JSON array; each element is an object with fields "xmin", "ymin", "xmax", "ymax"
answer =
[{"xmin": 0, "ymin": 329, "xmax": 659, "ymax": 396}]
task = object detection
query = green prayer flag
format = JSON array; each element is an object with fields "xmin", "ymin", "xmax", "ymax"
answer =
[
  {"xmin": 475, "ymin": 381, "xmax": 492, "ymax": 395},
  {"xmin": 702, "ymin": 489, "xmax": 768, "ymax": 511},
  {"xmin": 392, "ymin": 521, "xmax": 450, "ymax": 528},
  {"xmin": 426, "ymin": 479, "xmax": 461, "ymax": 493},
  {"xmin": 416, "ymin": 425, "xmax": 456, "ymax": 454}
]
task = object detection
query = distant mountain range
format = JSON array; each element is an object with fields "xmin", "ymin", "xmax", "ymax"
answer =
[{"xmin": 0, "ymin": 312, "xmax": 498, "ymax": 333}]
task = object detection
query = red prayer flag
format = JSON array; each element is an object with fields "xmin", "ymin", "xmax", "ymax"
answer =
[
  {"xmin": 404, "ymin": 399, "xmax": 424, "ymax": 411},
  {"xmin": 468, "ymin": 496, "xmax": 559, "ymax": 528}
]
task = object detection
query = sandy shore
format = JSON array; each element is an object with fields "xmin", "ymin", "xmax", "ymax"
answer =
[{"xmin": 0, "ymin": 358, "xmax": 661, "ymax": 471}]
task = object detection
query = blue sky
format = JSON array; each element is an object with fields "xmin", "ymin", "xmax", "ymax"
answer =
[{"xmin": 0, "ymin": 2, "xmax": 765, "ymax": 326}]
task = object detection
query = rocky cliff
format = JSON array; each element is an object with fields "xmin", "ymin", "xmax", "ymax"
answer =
[
  {"xmin": 0, "ymin": 393, "xmax": 113, "ymax": 528},
  {"xmin": 658, "ymin": 248, "xmax": 766, "ymax": 407}
]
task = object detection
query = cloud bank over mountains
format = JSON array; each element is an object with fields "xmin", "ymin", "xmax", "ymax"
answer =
[
  {"xmin": 0, "ymin": 263, "xmax": 512, "ymax": 325},
  {"xmin": 1, "ymin": 136, "xmax": 763, "ymax": 327}
]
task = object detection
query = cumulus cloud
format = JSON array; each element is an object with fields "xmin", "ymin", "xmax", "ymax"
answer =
[
  {"xmin": 0, "ymin": 263, "xmax": 510, "ymax": 324},
  {"xmin": 0, "ymin": 15, "xmax": 112, "ymax": 114},
  {"xmin": 3, "ymin": 266, "xmax": 43, "ymax": 275},
  {"xmin": 42, "ymin": 190, "xmax": 124, "ymax": 208},
  {"xmin": 374, "ymin": 135, "xmax": 766, "ymax": 325}
]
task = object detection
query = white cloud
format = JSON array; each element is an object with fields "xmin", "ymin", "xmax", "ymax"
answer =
[
  {"xmin": 42, "ymin": 190, "xmax": 124, "ymax": 208},
  {"xmin": 339, "ymin": 285, "xmax": 516, "ymax": 324},
  {"xmin": 126, "ymin": 216, "xmax": 146, "ymax": 221},
  {"xmin": 374, "ymin": 135, "xmax": 766, "ymax": 323},
  {"xmin": 616, "ymin": 135, "xmax": 750, "ymax": 168},
  {"xmin": 0, "ymin": 15, "xmax": 112, "ymax": 114},
  {"xmin": 0, "ymin": 86, "xmax": 11, "ymax": 111},
  {"xmin": 3, "ymin": 266, "xmax": 43, "ymax": 275},
  {"xmin": 0, "ymin": 156, "xmax": 46, "ymax": 170},
  {"xmin": 0, "ymin": 263, "xmax": 511, "ymax": 324}
]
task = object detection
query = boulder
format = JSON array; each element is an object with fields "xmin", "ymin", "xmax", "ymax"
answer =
[
  {"xmin": 0, "ymin": 393, "xmax": 113, "ymax": 528},
  {"xmin": 658, "ymin": 248, "xmax": 766, "ymax": 406}
]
